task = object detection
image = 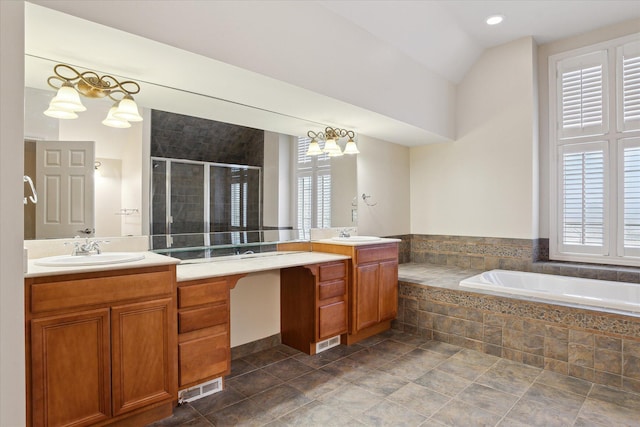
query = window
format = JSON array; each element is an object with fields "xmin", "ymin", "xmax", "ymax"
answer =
[
  {"xmin": 295, "ymin": 136, "xmax": 331, "ymax": 238},
  {"xmin": 550, "ymin": 35, "xmax": 640, "ymax": 266}
]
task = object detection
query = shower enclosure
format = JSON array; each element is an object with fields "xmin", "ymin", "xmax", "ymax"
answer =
[{"xmin": 150, "ymin": 157, "xmax": 262, "ymax": 259}]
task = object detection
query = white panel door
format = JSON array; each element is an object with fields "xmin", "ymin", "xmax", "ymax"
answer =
[{"xmin": 35, "ymin": 141, "xmax": 95, "ymax": 239}]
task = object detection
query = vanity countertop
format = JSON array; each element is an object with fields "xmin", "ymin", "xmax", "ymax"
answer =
[
  {"xmin": 177, "ymin": 251, "xmax": 350, "ymax": 282},
  {"xmin": 312, "ymin": 237, "xmax": 401, "ymax": 246},
  {"xmin": 25, "ymin": 251, "xmax": 181, "ymax": 278}
]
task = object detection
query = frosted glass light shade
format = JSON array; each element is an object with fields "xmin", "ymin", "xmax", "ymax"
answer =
[
  {"xmin": 102, "ymin": 105, "xmax": 131, "ymax": 128},
  {"xmin": 343, "ymin": 139, "xmax": 360, "ymax": 154},
  {"xmin": 323, "ymin": 138, "xmax": 341, "ymax": 154},
  {"xmin": 306, "ymin": 140, "xmax": 323, "ymax": 156},
  {"xmin": 44, "ymin": 100, "xmax": 78, "ymax": 119},
  {"xmin": 50, "ymin": 83, "xmax": 86, "ymax": 112},
  {"xmin": 113, "ymin": 95, "xmax": 143, "ymax": 122}
]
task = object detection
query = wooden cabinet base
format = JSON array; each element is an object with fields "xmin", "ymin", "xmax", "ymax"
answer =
[
  {"xmin": 342, "ymin": 320, "xmax": 392, "ymax": 345},
  {"xmin": 97, "ymin": 401, "xmax": 173, "ymax": 427}
]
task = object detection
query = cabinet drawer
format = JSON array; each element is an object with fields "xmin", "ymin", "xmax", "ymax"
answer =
[
  {"xmin": 356, "ymin": 245, "xmax": 398, "ymax": 264},
  {"xmin": 318, "ymin": 280, "xmax": 346, "ymax": 301},
  {"xmin": 30, "ymin": 270, "xmax": 172, "ymax": 314},
  {"xmin": 179, "ymin": 333, "xmax": 229, "ymax": 387},
  {"xmin": 318, "ymin": 300, "xmax": 347, "ymax": 340},
  {"xmin": 319, "ymin": 262, "xmax": 346, "ymax": 282},
  {"xmin": 178, "ymin": 280, "xmax": 227, "ymax": 309},
  {"xmin": 179, "ymin": 304, "xmax": 228, "ymax": 334}
]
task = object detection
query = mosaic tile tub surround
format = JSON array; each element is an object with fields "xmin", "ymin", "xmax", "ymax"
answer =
[{"xmin": 395, "ymin": 264, "xmax": 640, "ymax": 394}]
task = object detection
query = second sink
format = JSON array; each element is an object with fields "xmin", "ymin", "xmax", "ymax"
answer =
[{"xmin": 35, "ymin": 252, "xmax": 145, "ymax": 267}]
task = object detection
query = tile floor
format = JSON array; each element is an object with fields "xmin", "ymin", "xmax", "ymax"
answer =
[{"xmin": 151, "ymin": 330, "xmax": 640, "ymax": 426}]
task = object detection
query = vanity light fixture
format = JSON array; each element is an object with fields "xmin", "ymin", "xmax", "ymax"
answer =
[
  {"xmin": 306, "ymin": 127, "xmax": 359, "ymax": 156},
  {"xmin": 44, "ymin": 63, "xmax": 143, "ymax": 128}
]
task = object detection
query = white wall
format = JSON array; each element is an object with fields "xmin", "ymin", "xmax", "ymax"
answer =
[
  {"xmin": 120, "ymin": 122, "xmax": 143, "ymax": 236},
  {"xmin": 537, "ymin": 18, "xmax": 640, "ymax": 239},
  {"xmin": 331, "ymin": 152, "xmax": 358, "ymax": 228},
  {"xmin": 0, "ymin": 1, "xmax": 26, "ymax": 424},
  {"xmin": 357, "ymin": 135, "xmax": 410, "ymax": 236},
  {"xmin": 95, "ymin": 158, "xmax": 122, "ymax": 237},
  {"xmin": 411, "ymin": 37, "xmax": 538, "ymax": 239},
  {"xmin": 230, "ymin": 272, "xmax": 280, "ymax": 347}
]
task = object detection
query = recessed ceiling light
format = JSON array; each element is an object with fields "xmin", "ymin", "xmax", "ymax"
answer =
[{"xmin": 486, "ymin": 15, "xmax": 504, "ymax": 26}]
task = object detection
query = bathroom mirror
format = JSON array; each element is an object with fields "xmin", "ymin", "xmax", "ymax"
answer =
[{"xmin": 23, "ymin": 59, "xmax": 358, "ymax": 241}]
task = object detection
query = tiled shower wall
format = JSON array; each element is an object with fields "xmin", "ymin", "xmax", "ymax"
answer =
[{"xmin": 396, "ymin": 282, "xmax": 640, "ymax": 394}]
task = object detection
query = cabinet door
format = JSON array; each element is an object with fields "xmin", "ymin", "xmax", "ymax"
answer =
[
  {"xmin": 31, "ymin": 309, "xmax": 111, "ymax": 427},
  {"xmin": 354, "ymin": 263, "xmax": 380, "ymax": 332},
  {"xmin": 378, "ymin": 259, "xmax": 399, "ymax": 321},
  {"xmin": 111, "ymin": 299, "xmax": 174, "ymax": 416}
]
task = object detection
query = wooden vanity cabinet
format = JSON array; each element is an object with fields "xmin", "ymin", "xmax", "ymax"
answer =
[
  {"xmin": 280, "ymin": 260, "xmax": 348, "ymax": 354},
  {"xmin": 25, "ymin": 265, "xmax": 177, "ymax": 427},
  {"xmin": 176, "ymin": 275, "xmax": 242, "ymax": 390},
  {"xmin": 311, "ymin": 242, "xmax": 399, "ymax": 344}
]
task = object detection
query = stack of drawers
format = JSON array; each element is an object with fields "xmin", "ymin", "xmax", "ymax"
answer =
[{"xmin": 177, "ymin": 278, "xmax": 230, "ymax": 389}]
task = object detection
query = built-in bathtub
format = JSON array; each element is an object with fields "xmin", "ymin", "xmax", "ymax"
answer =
[
  {"xmin": 460, "ymin": 269, "xmax": 640, "ymax": 314},
  {"xmin": 396, "ymin": 263, "xmax": 640, "ymax": 393}
]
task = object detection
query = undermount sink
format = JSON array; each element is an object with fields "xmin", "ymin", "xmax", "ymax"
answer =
[
  {"xmin": 331, "ymin": 236, "xmax": 381, "ymax": 242},
  {"xmin": 35, "ymin": 252, "xmax": 145, "ymax": 267}
]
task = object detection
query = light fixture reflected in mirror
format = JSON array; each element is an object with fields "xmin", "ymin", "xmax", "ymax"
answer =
[
  {"xmin": 44, "ymin": 63, "xmax": 143, "ymax": 128},
  {"xmin": 306, "ymin": 127, "xmax": 359, "ymax": 156}
]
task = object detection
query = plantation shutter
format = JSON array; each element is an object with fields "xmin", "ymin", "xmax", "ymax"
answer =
[
  {"xmin": 317, "ymin": 173, "xmax": 331, "ymax": 228},
  {"xmin": 618, "ymin": 41, "xmax": 640, "ymax": 132},
  {"xmin": 620, "ymin": 137, "xmax": 640, "ymax": 256},
  {"xmin": 295, "ymin": 136, "xmax": 331, "ymax": 233},
  {"xmin": 558, "ymin": 142, "xmax": 608, "ymax": 255},
  {"xmin": 297, "ymin": 174, "xmax": 312, "ymax": 232},
  {"xmin": 231, "ymin": 182, "xmax": 240, "ymax": 227},
  {"xmin": 557, "ymin": 50, "xmax": 608, "ymax": 139}
]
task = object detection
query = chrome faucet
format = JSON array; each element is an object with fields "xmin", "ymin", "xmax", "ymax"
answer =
[
  {"xmin": 67, "ymin": 238, "xmax": 108, "ymax": 256},
  {"xmin": 339, "ymin": 228, "xmax": 354, "ymax": 238}
]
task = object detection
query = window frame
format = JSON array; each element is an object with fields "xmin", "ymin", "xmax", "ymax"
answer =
[{"xmin": 549, "ymin": 33, "xmax": 640, "ymax": 267}]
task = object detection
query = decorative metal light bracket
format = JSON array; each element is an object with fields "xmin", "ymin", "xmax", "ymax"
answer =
[
  {"xmin": 47, "ymin": 63, "xmax": 141, "ymax": 102},
  {"xmin": 306, "ymin": 127, "xmax": 355, "ymax": 142}
]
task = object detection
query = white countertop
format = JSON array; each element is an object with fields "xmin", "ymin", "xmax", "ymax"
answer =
[
  {"xmin": 177, "ymin": 251, "xmax": 350, "ymax": 282},
  {"xmin": 25, "ymin": 251, "xmax": 181, "ymax": 278},
  {"xmin": 312, "ymin": 237, "xmax": 401, "ymax": 246},
  {"xmin": 25, "ymin": 237, "xmax": 396, "ymax": 280}
]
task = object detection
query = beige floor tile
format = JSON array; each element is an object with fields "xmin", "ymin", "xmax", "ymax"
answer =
[
  {"xmin": 358, "ymin": 399, "xmax": 427, "ymax": 426},
  {"xmin": 431, "ymin": 399, "xmax": 502, "ymax": 427},
  {"xmin": 387, "ymin": 382, "xmax": 451, "ymax": 417},
  {"xmin": 456, "ymin": 383, "xmax": 519, "ymax": 416}
]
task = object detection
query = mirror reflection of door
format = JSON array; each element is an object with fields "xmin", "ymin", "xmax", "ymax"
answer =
[{"xmin": 35, "ymin": 140, "xmax": 95, "ymax": 239}]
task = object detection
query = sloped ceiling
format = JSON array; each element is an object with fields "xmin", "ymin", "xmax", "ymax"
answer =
[{"xmin": 322, "ymin": 0, "xmax": 640, "ymax": 83}]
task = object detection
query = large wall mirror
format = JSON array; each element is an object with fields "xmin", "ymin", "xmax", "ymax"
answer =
[{"xmin": 23, "ymin": 57, "xmax": 358, "ymax": 247}]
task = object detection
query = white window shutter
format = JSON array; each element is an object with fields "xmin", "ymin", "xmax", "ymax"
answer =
[
  {"xmin": 557, "ymin": 50, "xmax": 609, "ymax": 139},
  {"xmin": 295, "ymin": 136, "xmax": 332, "ymax": 232},
  {"xmin": 620, "ymin": 137, "xmax": 640, "ymax": 257},
  {"xmin": 316, "ymin": 173, "xmax": 331, "ymax": 228},
  {"xmin": 618, "ymin": 41, "xmax": 640, "ymax": 132},
  {"xmin": 558, "ymin": 142, "xmax": 608, "ymax": 255}
]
